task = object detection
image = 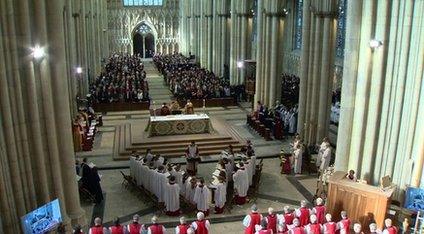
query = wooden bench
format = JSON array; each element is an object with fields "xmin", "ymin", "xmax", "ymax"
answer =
[
  {"xmin": 177, "ymin": 97, "xmax": 237, "ymax": 108},
  {"xmin": 93, "ymin": 101, "xmax": 150, "ymax": 112}
]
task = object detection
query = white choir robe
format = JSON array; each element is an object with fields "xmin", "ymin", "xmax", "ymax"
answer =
[
  {"xmin": 293, "ymin": 148, "xmax": 303, "ymax": 174},
  {"xmin": 316, "ymin": 142, "xmax": 327, "ymax": 167},
  {"xmin": 130, "ymin": 157, "xmax": 137, "ymax": 178},
  {"xmin": 164, "ymin": 183, "xmax": 180, "ymax": 212},
  {"xmin": 170, "ymin": 169, "xmax": 185, "ymax": 195},
  {"xmin": 185, "ymin": 178, "xmax": 196, "ymax": 204},
  {"xmin": 225, "ymin": 162, "xmax": 233, "ymax": 182},
  {"xmin": 215, "ymin": 182, "xmax": 227, "ymax": 209},
  {"xmin": 244, "ymin": 161, "xmax": 253, "ymax": 186},
  {"xmin": 233, "ymin": 169, "xmax": 249, "ymax": 197},
  {"xmin": 159, "ymin": 172, "xmax": 170, "ymax": 203},
  {"xmin": 193, "ymin": 185, "xmax": 210, "ymax": 211},
  {"xmin": 319, "ymin": 147, "xmax": 331, "ymax": 171},
  {"xmin": 141, "ymin": 164, "xmax": 150, "ymax": 190}
]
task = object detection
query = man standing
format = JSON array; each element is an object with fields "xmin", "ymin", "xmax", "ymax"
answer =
[
  {"xmin": 147, "ymin": 216, "xmax": 166, "ymax": 234},
  {"xmin": 214, "ymin": 176, "xmax": 227, "ymax": 214},
  {"xmin": 337, "ymin": 211, "xmax": 351, "ymax": 234},
  {"xmin": 126, "ymin": 214, "xmax": 145, "ymax": 234},
  {"xmin": 312, "ymin": 198, "xmax": 326, "ymax": 225},
  {"xmin": 191, "ymin": 212, "xmax": 211, "ymax": 234},
  {"xmin": 193, "ymin": 178, "xmax": 210, "ymax": 216},
  {"xmin": 293, "ymin": 144, "xmax": 303, "ymax": 174},
  {"xmin": 382, "ymin": 219, "xmax": 397, "ymax": 234},
  {"xmin": 323, "ymin": 214, "xmax": 336, "ymax": 234},
  {"xmin": 233, "ymin": 162, "xmax": 249, "ymax": 205},
  {"xmin": 164, "ymin": 176, "xmax": 181, "ymax": 216},
  {"xmin": 243, "ymin": 205, "xmax": 263, "ymax": 234},
  {"xmin": 175, "ymin": 217, "xmax": 190, "ymax": 234},
  {"xmin": 185, "ymin": 99, "xmax": 194, "ymax": 114},
  {"xmin": 319, "ymin": 142, "xmax": 332, "ymax": 172},
  {"xmin": 185, "ymin": 141, "xmax": 200, "ymax": 175},
  {"xmin": 295, "ymin": 200, "xmax": 310, "ymax": 227},
  {"xmin": 89, "ymin": 217, "xmax": 107, "ymax": 234}
]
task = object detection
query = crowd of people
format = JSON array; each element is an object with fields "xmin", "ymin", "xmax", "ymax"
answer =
[
  {"xmin": 153, "ymin": 53, "xmax": 244, "ymax": 100},
  {"xmin": 129, "ymin": 140, "xmax": 257, "ymax": 219},
  {"xmin": 89, "ymin": 53, "xmax": 150, "ymax": 103}
]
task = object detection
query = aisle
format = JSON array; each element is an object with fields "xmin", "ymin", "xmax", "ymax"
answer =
[{"xmin": 144, "ymin": 59, "xmax": 173, "ymax": 105}]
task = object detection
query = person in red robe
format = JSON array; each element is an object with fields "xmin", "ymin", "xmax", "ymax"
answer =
[
  {"xmin": 305, "ymin": 214, "xmax": 322, "ymax": 234},
  {"xmin": 191, "ymin": 212, "xmax": 210, "ymax": 234},
  {"xmin": 175, "ymin": 216, "xmax": 190, "ymax": 234},
  {"xmin": 266, "ymin": 207, "xmax": 277, "ymax": 233},
  {"xmin": 243, "ymin": 204, "xmax": 263, "ymax": 234},
  {"xmin": 258, "ymin": 218, "xmax": 273, "ymax": 234},
  {"xmin": 383, "ymin": 219, "xmax": 398, "ymax": 234},
  {"xmin": 288, "ymin": 218, "xmax": 304, "ymax": 234},
  {"xmin": 89, "ymin": 217, "xmax": 107, "ymax": 234},
  {"xmin": 147, "ymin": 216, "xmax": 166, "ymax": 234},
  {"xmin": 108, "ymin": 218, "xmax": 124, "ymax": 234},
  {"xmin": 336, "ymin": 211, "xmax": 351, "ymax": 234},
  {"xmin": 323, "ymin": 214, "xmax": 337, "ymax": 234},
  {"xmin": 313, "ymin": 198, "xmax": 326, "ymax": 225},
  {"xmin": 126, "ymin": 214, "xmax": 145, "ymax": 234},
  {"xmin": 295, "ymin": 200, "xmax": 310, "ymax": 227}
]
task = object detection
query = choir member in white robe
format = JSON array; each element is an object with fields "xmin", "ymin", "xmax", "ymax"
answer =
[
  {"xmin": 214, "ymin": 176, "xmax": 227, "ymax": 214},
  {"xmin": 153, "ymin": 155, "xmax": 164, "ymax": 168},
  {"xmin": 154, "ymin": 166, "xmax": 166, "ymax": 203},
  {"xmin": 193, "ymin": 178, "xmax": 210, "ymax": 216},
  {"xmin": 130, "ymin": 156, "xmax": 137, "ymax": 178},
  {"xmin": 293, "ymin": 144, "xmax": 303, "ymax": 174},
  {"xmin": 185, "ymin": 141, "xmax": 200, "ymax": 175},
  {"xmin": 185, "ymin": 176, "xmax": 197, "ymax": 204},
  {"xmin": 223, "ymin": 158, "xmax": 233, "ymax": 182},
  {"xmin": 170, "ymin": 164, "xmax": 185, "ymax": 195},
  {"xmin": 250, "ymin": 155, "xmax": 257, "ymax": 176},
  {"xmin": 164, "ymin": 176, "xmax": 181, "ymax": 216},
  {"xmin": 233, "ymin": 162, "xmax": 249, "ymax": 205},
  {"xmin": 145, "ymin": 148, "xmax": 154, "ymax": 163},
  {"xmin": 243, "ymin": 158, "xmax": 253, "ymax": 186},
  {"xmin": 316, "ymin": 138, "xmax": 330, "ymax": 168},
  {"xmin": 319, "ymin": 143, "xmax": 332, "ymax": 172}
]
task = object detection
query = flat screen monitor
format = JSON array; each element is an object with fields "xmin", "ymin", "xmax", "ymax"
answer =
[
  {"xmin": 404, "ymin": 187, "xmax": 424, "ymax": 212},
  {"xmin": 21, "ymin": 199, "xmax": 62, "ymax": 234}
]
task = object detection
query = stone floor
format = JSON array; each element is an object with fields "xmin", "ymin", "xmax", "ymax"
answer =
[{"xmin": 75, "ymin": 62, "xmax": 322, "ymax": 233}]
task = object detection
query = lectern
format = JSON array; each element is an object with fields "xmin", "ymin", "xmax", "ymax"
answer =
[{"xmin": 327, "ymin": 171, "xmax": 394, "ymax": 231}]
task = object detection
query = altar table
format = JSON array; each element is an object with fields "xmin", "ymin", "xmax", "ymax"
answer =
[{"xmin": 147, "ymin": 114, "xmax": 211, "ymax": 136}]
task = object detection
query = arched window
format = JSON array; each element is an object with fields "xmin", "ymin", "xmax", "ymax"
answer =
[
  {"xmin": 335, "ymin": 0, "xmax": 347, "ymax": 58},
  {"xmin": 294, "ymin": 0, "xmax": 303, "ymax": 50},
  {"xmin": 123, "ymin": 0, "xmax": 163, "ymax": 6}
]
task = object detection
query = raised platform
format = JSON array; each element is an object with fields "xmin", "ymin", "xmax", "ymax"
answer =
[{"xmin": 113, "ymin": 116, "xmax": 246, "ymax": 160}]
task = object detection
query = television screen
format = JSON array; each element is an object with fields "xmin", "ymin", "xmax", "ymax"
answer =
[
  {"xmin": 21, "ymin": 199, "xmax": 62, "ymax": 234},
  {"xmin": 404, "ymin": 187, "xmax": 424, "ymax": 212}
]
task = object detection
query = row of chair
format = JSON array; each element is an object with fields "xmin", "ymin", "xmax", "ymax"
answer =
[{"xmin": 246, "ymin": 114, "xmax": 272, "ymax": 141}]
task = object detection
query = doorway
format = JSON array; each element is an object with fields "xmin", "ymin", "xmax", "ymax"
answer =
[{"xmin": 132, "ymin": 23, "xmax": 155, "ymax": 58}]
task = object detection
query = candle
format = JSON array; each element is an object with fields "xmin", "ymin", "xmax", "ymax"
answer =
[{"xmin": 203, "ymin": 99, "xmax": 205, "ymax": 107}]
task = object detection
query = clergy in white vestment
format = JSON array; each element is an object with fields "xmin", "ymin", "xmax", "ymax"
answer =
[
  {"xmin": 316, "ymin": 137, "xmax": 330, "ymax": 168},
  {"xmin": 319, "ymin": 143, "xmax": 332, "ymax": 172},
  {"xmin": 185, "ymin": 176, "xmax": 197, "ymax": 204},
  {"xmin": 164, "ymin": 176, "xmax": 181, "ymax": 216},
  {"xmin": 214, "ymin": 176, "xmax": 227, "ymax": 214},
  {"xmin": 233, "ymin": 162, "xmax": 249, "ymax": 205},
  {"xmin": 293, "ymin": 144, "xmax": 303, "ymax": 174},
  {"xmin": 193, "ymin": 178, "xmax": 210, "ymax": 216},
  {"xmin": 185, "ymin": 141, "xmax": 200, "ymax": 175},
  {"xmin": 153, "ymin": 166, "xmax": 166, "ymax": 203}
]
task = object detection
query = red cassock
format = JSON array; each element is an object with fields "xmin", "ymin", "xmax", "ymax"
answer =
[
  {"xmin": 324, "ymin": 222, "xmax": 336, "ymax": 234},
  {"xmin": 308, "ymin": 223, "xmax": 321, "ymax": 234},
  {"xmin": 314, "ymin": 205, "xmax": 326, "ymax": 224},
  {"xmin": 267, "ymin": 214, "xmax": 277, "ymax": 233},
  {"xmin": 195, "ymin": 220, "xmax": 208, "ymax": 234},
  {"xmin": 299, "ymin": 207, "xmax": 310, "ymax": 226},
  {"xmin": 90, "ymin": 226, "xmax": 104, "ymax": 234},
  {"xmin": 336, "ymin": 218, "xmax": 351, "ymax": 234},
  {"xmin": 128, "ymin": 223, "xmax": 142, "ymax": 234},
  {"xmin": 284, "ymin": 213, "xmax": 295, "ymax": 225},
  {"xmin": 283, "ymin": 155, "xmax": 292, "ymax": 174},
  {"xmin": 291, "ymin": 227, "xmax": 304, "ymax": 234},
  {"xmin": 110, "ymin": 225, "xmax": 124, "ymax": 234},
  {"xmin": 177, "ymin": 224, "xmax": 189, "ymax": 234},
  {"xmin": 385, "ymin": 226, "xmax": 398, "ymax": 234},
  {"xmin": 245, "ymin": 212, "xmax": 262, "ymax": 234},
  {"xmin": 149, "ymin": 224, "xmax": 164, "ymax": 234},
  {"xmin": 274, "ymin": 118, "xmax": 283, "ymax": 139}
]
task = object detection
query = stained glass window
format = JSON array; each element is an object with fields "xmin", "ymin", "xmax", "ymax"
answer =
[
  {"xmin": 294, "ymin": 0, "xmax": 303, "ymax": 50},
  {"xmin": 123, "ymin": 0, "xmax": 163, "ymax": 6},
  {"xmin": 135, "ymin": 24, "xmax": 152, "ymax": 34},
  {"xmin": 335, "ymin": 0, "xmax": 347, "ymax": 58}
]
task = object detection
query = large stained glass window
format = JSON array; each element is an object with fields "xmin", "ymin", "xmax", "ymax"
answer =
[
  {"xmin": 123, "ymin": 0, "xmax": 163, "ymax": 6},
  {"xmin": 335, "ymin": 0, "xmax": 347, "ymax": 58},
  {"xmin": 294, "ymin": 0, "xmax": 303, "ymax": 50}
]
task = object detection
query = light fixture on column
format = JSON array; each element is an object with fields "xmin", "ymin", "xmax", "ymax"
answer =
[
  {"xmin": 237, "ymin": 61, "xmax": 244, "ymax": 68},
  {"xmin": 369, "ymin": 39, "xmax": 383, "ymax": 49},
  {"xmin": 31, "ymin": 45, "xmax": 45, "ymax": 60},
  {"xmin": 283, "ymin": 8, "xmax": 289, "ymax": 15},
  {"xmin": 75, "ymin": 66, "xmax": 83, "ymax": 74}
]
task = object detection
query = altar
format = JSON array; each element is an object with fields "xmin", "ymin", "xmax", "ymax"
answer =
[{"xmin": 147, "ymin": 114, "xmax": 212, "ymax": 136}]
